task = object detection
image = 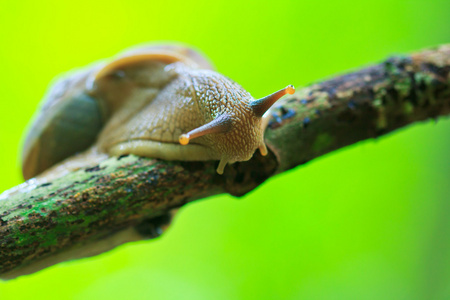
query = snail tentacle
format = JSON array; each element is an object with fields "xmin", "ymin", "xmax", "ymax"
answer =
[
  {"xmin": 259, "ymin": 143, "xmax": 268, "ymax": 156},
  {"xmin": 216, "ymin": 157, "xmax": 228, "ymax": 175},
  {"xmin": 251, "ymin": 85, "xmax": 295, "ymax": 117},
  {"xmin": 179, "ymin": 113, "xmax": 232, "ymax": 145}
]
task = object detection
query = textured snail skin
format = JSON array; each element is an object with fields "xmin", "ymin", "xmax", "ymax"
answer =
[
  {"xmin": 22, "ymin": 45, "xmax": 293, "ymax": 178},
  {"xmin": 102, "ymin": 64, "xmax": 264, "ymax": 169}
]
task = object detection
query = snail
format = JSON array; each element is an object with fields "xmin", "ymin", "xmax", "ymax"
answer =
[{"xmin": 22, "ymin": 44, "xmax": 295, "ymax": 179}]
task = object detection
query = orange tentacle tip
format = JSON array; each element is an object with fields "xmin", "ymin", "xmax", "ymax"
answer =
[
  {"xmin": 179, "ymin": 134, "xmax": 190, "ymax": 145},
  {"xmin": 286, "ymin": 85, "xmax": 295, "ymax": 95}
]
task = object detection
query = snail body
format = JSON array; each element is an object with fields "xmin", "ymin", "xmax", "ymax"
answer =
[{"xmin": 22, "ymin": 44, "xmax": 294, "ymax": 179}]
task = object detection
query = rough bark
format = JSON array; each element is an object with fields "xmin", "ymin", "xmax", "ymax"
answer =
[{"xmin": 1, "ymin": 44, "xmax": 449, "ymax": 279}]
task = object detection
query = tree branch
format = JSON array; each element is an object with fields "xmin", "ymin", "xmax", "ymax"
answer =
[{"xmin": 1, "ymin": 45, "xmax": 449, "ymax": 279}]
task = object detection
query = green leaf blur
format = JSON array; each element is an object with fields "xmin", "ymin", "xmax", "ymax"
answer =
[{"xmin": 0, "ymin": 0, "xmax": 449, "ymax": 299}]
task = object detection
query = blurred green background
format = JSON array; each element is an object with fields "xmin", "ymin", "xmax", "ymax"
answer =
[{"xmin": 0, "ymin": 0, "xmax": 449, "ymax": 299}]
